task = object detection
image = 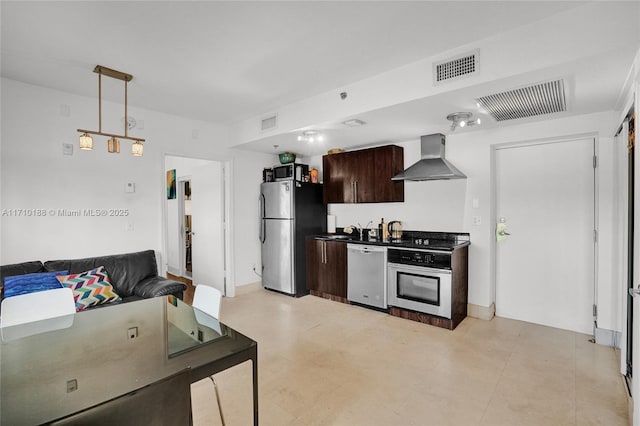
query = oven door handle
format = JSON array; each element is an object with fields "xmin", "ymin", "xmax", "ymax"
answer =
[{"xmin": 387, "ymin": 263, "xmax": 451, "ymax": 275}]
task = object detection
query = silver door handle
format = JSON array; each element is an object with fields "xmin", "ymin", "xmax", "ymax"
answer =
[
  {"xmin": 324, "ymin": 241, "xmax": 328, "ymax": 264},
  {"xmin": 323, "ymin": 241, "xmax": 327, "ymax": 264},
  {"xmin": 354, "ymin": 181, "xmax": 358, "ymax": 203},
  {"xmin": 498, "ymin": 230, "xmax": 511, "ymax": 236}
]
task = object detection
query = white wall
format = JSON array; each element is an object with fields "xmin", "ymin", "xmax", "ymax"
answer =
[
  {"xmin": 0, "ymin": 78, "xmax": 274, "ymax": 289},
  {"xmin": 313, "ymin": 111, "xmax": 619, "ymax": 330}
]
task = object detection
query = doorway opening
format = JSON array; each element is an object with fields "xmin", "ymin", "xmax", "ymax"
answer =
[
  {"xmin": 617, "ymin": 108, "xmax": 636, "ymax": 394},
  {"xmin": 163, "ymin": 155, "xmax": 233, "ymax": 299},
  {"xmin": 181, "ymin": 179, "xmax": 192, "ymax": 278}
]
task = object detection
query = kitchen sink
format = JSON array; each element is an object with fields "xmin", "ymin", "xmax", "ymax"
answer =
[{"xmin": 324, "ymin": 235, "xmax": 353, "ymax": 240}]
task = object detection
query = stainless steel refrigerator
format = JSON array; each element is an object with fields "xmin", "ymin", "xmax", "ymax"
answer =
[{"xmin": 259, "ymin": 181, "xmax": 325, "ymax": 296}]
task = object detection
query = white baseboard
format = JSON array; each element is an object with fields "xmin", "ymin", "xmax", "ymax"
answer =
[
  {"xmin": 594, "ymin": 327, "xmax": 621, "ymax": 347},
  {"xmin": 234, "ymin": 281, "xmax": 262, "ymax": 296},
  {"xmin": 468, "ymin": 303, "xmax": 496, "ymax": 320},
  {"xmin": 167, "ymin": 266, "xmax": 181, "ymax": 276}
]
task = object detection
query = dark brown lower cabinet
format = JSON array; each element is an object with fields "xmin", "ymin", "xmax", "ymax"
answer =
[{"xmin": 306, "ymin": 239, "xmax": 347, "ymax": 302}]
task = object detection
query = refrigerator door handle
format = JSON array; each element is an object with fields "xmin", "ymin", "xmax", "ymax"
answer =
[
  {"xmin": 259, "ymin": 193, "xmax": 265, "ymax": 219},
  {"xmin": 260, "ymin": 219, "xmax": 265, "ymax": 243},
  {"xmin": 258, "ymin": 194, "xmax": 266, "ymax": 243}
]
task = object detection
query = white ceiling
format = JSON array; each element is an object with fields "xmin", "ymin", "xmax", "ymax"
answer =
[{"xmin": 1, "ymin": 1, "xmax": 638, "ymax": 157}]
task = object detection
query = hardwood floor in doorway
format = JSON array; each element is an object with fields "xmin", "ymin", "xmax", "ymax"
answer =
[{"xmin": 167, "ymin": 272, "xmax": 194, "ymax": 305}]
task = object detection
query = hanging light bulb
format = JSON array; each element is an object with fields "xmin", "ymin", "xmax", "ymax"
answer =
[
  {"xmin": 107, "ymin": 137, "xmax": 120, "ymax": 153},
  {"xmin": 131, "ymin": 141, "xmax": 144, "ymax": 157},
  {"xmin": 77, "ymin": 65, "xmax": 147, "ymax": 156},
  {"xmin": 79, "ymin": 132, "xmax": 93, "ymax": 150}
]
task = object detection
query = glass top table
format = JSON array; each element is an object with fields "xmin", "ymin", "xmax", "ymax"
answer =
[{"xmin": 0, "ymin": 295, "xmax": 258, "ymax": 425}]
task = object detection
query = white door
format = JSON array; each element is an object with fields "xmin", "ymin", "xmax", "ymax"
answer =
[
  {"xmin": 495, "ymin": 137, "xmax": 595, "ymax": 334},
  {"xmin": 191, "ymin": 162, "xmax": 225, "ymax": 294}
]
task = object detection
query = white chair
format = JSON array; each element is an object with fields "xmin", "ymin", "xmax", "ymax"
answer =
[
  {"xmin": 193, "ymin": 284, "xmax": 222, "ymax": 319},
  {"xmin": 0, "ymin": 288, "xmax": 76, "ymax": 341},
  {"xmin": 192, "ymin": 284, "xmax": 225, "ymax": 426}
]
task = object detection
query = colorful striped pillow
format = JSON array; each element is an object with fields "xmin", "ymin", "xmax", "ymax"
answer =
[{"xmin": 56, "ymin": 266, "xmax": 121, "ymax": 311}]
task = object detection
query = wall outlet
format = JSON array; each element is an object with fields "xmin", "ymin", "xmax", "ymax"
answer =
[
  {"xmin": 125, "ymin": 182, "xmax": 135, "ymax": 193},
  {"xmin": 66, "ymin": 379, "xmax": 78, "ymax": 393},
  {"xmin": 472, "ymin": 216, "xmax": 482, "ymax": 226},
  {"xmin": 127, "ymin": 327, "xmax": 138, "ymax": 340}
]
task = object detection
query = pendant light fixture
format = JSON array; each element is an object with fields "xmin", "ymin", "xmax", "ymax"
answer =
[{"xmin": 77, "ymin": 65, "xmax": 145, "ymax": 156}]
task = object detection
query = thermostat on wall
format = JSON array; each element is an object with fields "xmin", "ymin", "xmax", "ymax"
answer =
[
  {"xmin": 62, "ymin": 143, "xmax": 73, "ymax": 156},
  {"xmin": 125, "ymin": 182, "xmax": 135, "ymax": 193}
]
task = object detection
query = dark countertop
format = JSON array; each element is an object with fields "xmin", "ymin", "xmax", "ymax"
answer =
[{"xmin": 308, "ymin": 230, "xmax": 470, "ymax": 252}]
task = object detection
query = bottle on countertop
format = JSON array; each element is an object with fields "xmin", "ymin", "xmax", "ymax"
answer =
[
  {"xmin": 379, "ymin": 218, "xmax": 386, "ymax": 242},
  {"xmin": 382, "ymin": 220, "xmax": 389, "ymax": 241}
]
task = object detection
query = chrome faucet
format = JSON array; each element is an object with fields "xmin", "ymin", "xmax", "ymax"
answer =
[
  {"xmin": 345, "ymin": 221, "xmax": 373, "ymax": 240},
  {"xmin": 357, "ymin": 221, "xmax": 373, "ymax": 240}
]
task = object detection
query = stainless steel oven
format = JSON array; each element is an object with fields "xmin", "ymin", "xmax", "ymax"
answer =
[{"xmin": 387, "ymin": 248, "xmax": 452, "ymax": 318}]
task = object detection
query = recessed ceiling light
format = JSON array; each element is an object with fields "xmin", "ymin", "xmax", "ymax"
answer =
[{"xmin": 342, "ymin": 119, "xmax": 366, "ymax": 127}]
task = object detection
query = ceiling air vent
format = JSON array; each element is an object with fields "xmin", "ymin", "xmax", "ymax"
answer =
[
  {"xmin": 433, "ymin": 50, "xmax": 478, "ymax": 84},
  {"xmin": 261, "ymin": 114, "xmax": 278, "ymax": 131},
  {"xmin": 476, "ymin": 79, "xmax": 566, "ymax": 121}
]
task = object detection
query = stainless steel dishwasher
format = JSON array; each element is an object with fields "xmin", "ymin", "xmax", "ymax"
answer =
[{"xmin": 347, "ymin": 244, "xmax": 387, "ymax": 309}]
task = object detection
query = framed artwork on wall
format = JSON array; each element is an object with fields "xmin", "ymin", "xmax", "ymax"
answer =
[{"xmin": 167, "ymin": 169, "xmax": 176, "ymax": 199}]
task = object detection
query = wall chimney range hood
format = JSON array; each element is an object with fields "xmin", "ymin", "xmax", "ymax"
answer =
[{"xmin": 392, "ymin": 133, "xmax": 466, "ymax": 181}]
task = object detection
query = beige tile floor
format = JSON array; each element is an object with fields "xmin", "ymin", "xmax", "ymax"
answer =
[{"xmin": 191, "ymin": 284, "xmax": 629, "ymax": 426}]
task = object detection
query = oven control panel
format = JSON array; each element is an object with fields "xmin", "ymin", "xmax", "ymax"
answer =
[{"xmin": 387, "ymin": 249, "xmax": 451, "ymax": 269}]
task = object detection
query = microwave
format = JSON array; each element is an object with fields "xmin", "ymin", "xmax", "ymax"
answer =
[{"xmin": 273, "ymin": 163, "xmax": 308, "ymax": 182}]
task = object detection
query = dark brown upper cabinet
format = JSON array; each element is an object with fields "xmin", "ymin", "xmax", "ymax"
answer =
[{"xmin": 322, "ymin": 145, "xmax": 404, "ymax": 204}]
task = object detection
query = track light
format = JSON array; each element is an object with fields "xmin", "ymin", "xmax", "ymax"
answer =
[
  {"xmin": 446, "ymin": 112, "xmax": 481, "ymax": 131},
  {"xmin": 297, "ymin": 130, "xmax": 324, "ymax": 143}
]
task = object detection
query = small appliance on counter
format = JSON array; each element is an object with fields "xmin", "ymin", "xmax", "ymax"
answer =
[
  {"xmin": 273, "ymin": 163, "xmax": 309, "ymax": 183},
  {"xmin": 388, "ymin": 221, "xmax": 403, "ymax": 241},
  {"xmin": 262, "ymin": 167, "xmax": 274, "ymax": 182}
]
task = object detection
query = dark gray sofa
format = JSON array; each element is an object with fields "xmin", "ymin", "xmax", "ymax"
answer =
[{"xmin": 0, "ymin": 250, "xmax": 186, "ymax": 309}]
